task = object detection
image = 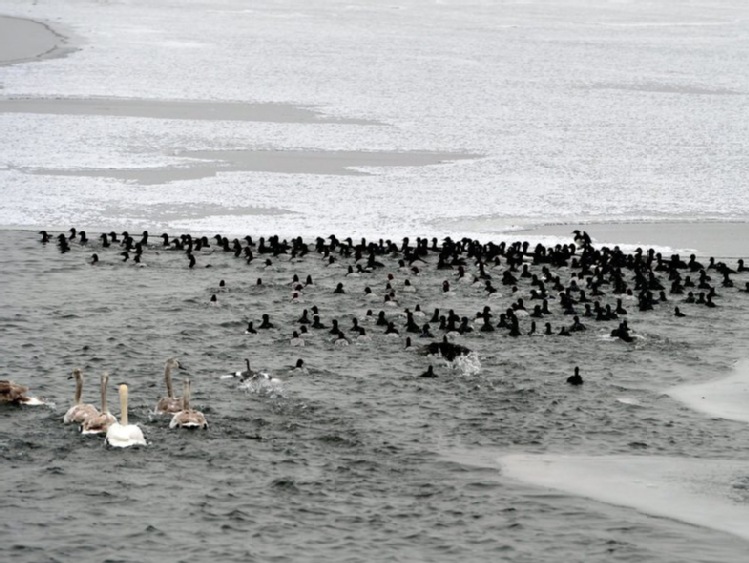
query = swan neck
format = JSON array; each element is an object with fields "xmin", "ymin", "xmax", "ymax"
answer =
[
  {"xmin": 165, "ymin": 363, "xmax": 174, "ymax": 398},
  {"xmin": 74, "ymin": 372, "xmax": 83, "ymax": 404},
  {"xmin": 119, "ymin": 385, "xmax": 128, "ymax": 425},
  {"xmin": 101, "ymin": 374, "xmax": 108, "ymax": 414},
  {"xmin": 183, "ymin": 380, "xmax": 191, "ymax": 411}
]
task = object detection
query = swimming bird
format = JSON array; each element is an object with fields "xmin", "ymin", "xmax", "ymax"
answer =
[
  {"xmin": 106, "ymin": 384, "xmax": 147, "ymax": 447},
  {"xmin": 81, "ymin": 373, "xmax": 117, "ymax": 435},
  {"xmin": 332, "ymin": 328, "xmax": 351, "ymax": 346},
  {"xmin": 424, "ymin": 336, "xmax": 471, "ymax": 361},
  {"xmin": 419, "ymin": 365, "xmax": 437, "ymax": 378},
  {"xmin": 240, "ymin": 369, "xmax": 283, "ymax": 391},
  {"xmin": 154, "ymin": 358, "xmax": 185, "ymax": 414},
  {"xmin": 229, "ymin": 358, "xmax": 255, "ymax": 380},
  {"xmin": 290, "ymin": 359, "xmax": 308, "ymax": 375},
  {"xmin": 0, "ymin": 380, "xmax": 44, "ymax": 405},
  {"xmin": 355, "ymin": 327, "xmax": 372, "ymax": 343},
  {"xmin": 64, "ymin": 368, "xmax": 99, "ymax": 424},
  {"xmin": 290, "ymin": 331, "xmax": 305, "ymax": 347},
  {"xmin": 566, "ymin": 366, "xmax": 584, "ymax": 385},
  {"xmin": 169, "ymin": 379, "xmax": 208, "ymax": 429}
]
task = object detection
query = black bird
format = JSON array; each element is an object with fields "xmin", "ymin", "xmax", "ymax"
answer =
[
  {"xmin": 566, "ymin": 366, "xmax": 584, "ymax": 385},
  {"xmin": 424, "ymin": 336, "xmax": 470, "ymax": 361},
  {"xmin": 419, "ymin": 365, "xmax": 437, "ymax": 378}
]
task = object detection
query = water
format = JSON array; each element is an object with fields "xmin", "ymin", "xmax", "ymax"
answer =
[
  {"xmin": 2, "ymin": 230, "xmax": 749, "ymax": 562},
  {"xmin": 2, "ymin": 0, "xmax": 749, "ymax": 560}
]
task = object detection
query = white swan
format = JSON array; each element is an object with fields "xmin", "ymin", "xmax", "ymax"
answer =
[
  {"xmin": 169, "ymin": 378, "xmax": 207, "ymax": 429},
  {"xmin": 63, "ymin": 368, "xmax": 99, "ymax": 424},
  {"xmin": 0, "ymin": 380, "xmax": 44, "ymax": 405},
  {"xmin": 106, "ymin": 384, "xmax": 147, "ymax": 447},
  {"xmin": 154, "ymin": 358, "xmax": 184, "ymax": 414},
  {"xmin": 81, "ymin": 373, "xmax": 117, "ymax": 435}
]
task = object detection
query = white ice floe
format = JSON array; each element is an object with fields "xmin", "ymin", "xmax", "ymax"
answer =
[
  {"xmin": 500, "ymin": 453, "xmax": 749, "ymax": 542},
  {"xmin": 668, "ymin": 359, "xmax": 749, "ymax": 424}
]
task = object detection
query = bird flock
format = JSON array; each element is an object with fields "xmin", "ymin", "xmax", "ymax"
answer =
[
  {"xmin": 2, "ymin": 359, "xmax": 208, "ymax": 448},
  {"xmin": 4, "ymin": 227, "xmax": 747, "ymax": 439}
]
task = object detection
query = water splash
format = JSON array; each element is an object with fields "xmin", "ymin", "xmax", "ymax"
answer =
[
  {"xmin": 451, "ymin": 352, "xmax": 482, "ymax": 377},
  {"xmin": 239, "ymin": 373, "xmax": 285, "ymax": 398}
]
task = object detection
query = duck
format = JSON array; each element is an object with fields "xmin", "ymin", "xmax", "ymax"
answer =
[
  {"xmin": 106, "ymin": 384, "xmax": 147, "ymax": 447},
  {"xmin": 355, "ymin": 328, "xmax": 372, "ymax": 343},
  {"xmin": 258, "ymin": 314, "xmax": 274, "ymax": 329},
  {"xmin": 290, "ymin": 331, "xmax": 305, "ymax": 347},
  {"xmin": 154, "ymin": 358, "xmax": 184, "ymax": 414},
  {"xmin": 81, "ymin": 373, "xmax": 117, "ymax": 435},
  {"xmin": 566, "ymin": 366, "xmax": 584, "ymax": 385},
  {"xmin": 419, "ymin": 365, "xmax": 437, "ymax": 378},
  {"xmin": 169, "ymin": 379, "xmax": 208, "ymax": 429},
  {"xmin": 63, "ymin": 368, "xmax": 100, "ymax": 424},
  {"xmin": 229, "ymin": 358, "xmax": 255, "ymax": 380},
  {"xmin": 239, "ymin": 369, "xmax": 283, "ymax": 391},
  {"xmin": 0, "ymin": 380, "xmax": 44, "ymax": 405}
]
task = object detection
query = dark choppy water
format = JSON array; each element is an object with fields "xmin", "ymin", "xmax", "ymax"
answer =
[{"xmin": 2, "ymin": 230, "xmax": 749, "ymax": 562}]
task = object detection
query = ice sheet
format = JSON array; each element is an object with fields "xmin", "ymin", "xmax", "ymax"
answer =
[
  {"xmin": 501, "ymin": 453, "xmax": 749, "ymax": 541},
  {"xmin": 669, "ymin": 360, "xmax": 749, "ymax": 423}
]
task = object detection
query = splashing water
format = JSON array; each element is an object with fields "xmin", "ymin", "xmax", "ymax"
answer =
[
  {"xmin": 451, "ymin": 352, "xmax": 482, "ymax": 377},
  {"xmin": 239, "ymin": 374, "xmax": 285, "ymax": 398}
]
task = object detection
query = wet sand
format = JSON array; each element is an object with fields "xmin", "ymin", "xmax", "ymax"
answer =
[{"xmin": 0, "ymin": 15, "xmax": 72, "ymax": 65}]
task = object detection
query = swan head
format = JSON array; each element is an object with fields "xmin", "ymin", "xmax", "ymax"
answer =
[
  {"xmin": 68, "ymin": 367, "xmax": 83, "ymax": 381},
  {"xmin": 166, "ymin": 358, "xmax": 185, "ymax": 371}
]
